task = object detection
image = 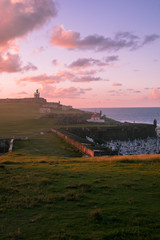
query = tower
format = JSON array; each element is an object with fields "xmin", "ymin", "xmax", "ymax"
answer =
[{"xmin": 34, "ymin": 89, "xmax": 40, "ymax": 98}]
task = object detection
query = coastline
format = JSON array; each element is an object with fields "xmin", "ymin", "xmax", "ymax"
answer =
[{"xmin": 80, "ymin": 107, "xmax": 160, "ymax": 125}]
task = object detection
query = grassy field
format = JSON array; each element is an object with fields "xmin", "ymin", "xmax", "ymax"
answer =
[
  {"xmin": 0, "ymin": 103, "xmax": 57, "ymax": 138},
  {"xmin": 0, "ymin": 103, "xmax": 118, "ymax": 138},
  {"xmin": 13, "ymin": 132, "xmax": 82, "ymax": 157},
  {"xmin": 0, "ymin": 154, "xmax": 160, "ymax": 240},
  {"xmin": 0, "ymin": 103, "xmax": 160, "ymax": 239}
]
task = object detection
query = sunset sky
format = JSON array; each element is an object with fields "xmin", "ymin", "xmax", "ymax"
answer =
[{"xmin": 0, "ymin": 0, "xmax": 160, "ymax": 108}]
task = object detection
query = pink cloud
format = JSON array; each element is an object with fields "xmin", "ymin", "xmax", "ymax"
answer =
[
  {"xmin": 108, "ymin": 90, "xmax": 116, "ymax": 93},
  {"xmin": 22, "ymin": 62, "xmax": 37, "ymax": 71},
  {"xmin": 51, "ymin": 25, "xmax": 79, "ymax": 49},
  {"xmin": 56, "ymin": 69, "xmax": 103, "ymax": 82},
  {"xmin": 52, "ymin": 59, "xmax": 61, "ymax": 66},
  {"xmin": 69, "ymin": 58, "xmax": 93, "ymax": 69},
  {"xmin": 17, "ymin": 74, "xmax": 60, "ymax": 85},
  {"xmin": 76, "ymin": 69, "xmax": 97, "ymax": 75},
  {"xmin": 138, "ymin": 89, "xmax": 160, "ymax": 105},
  {"xmin": 142, "ymin": 34, "xmax": 160, "ymax": 46},
  {"xmin": 17, "ymin": 70, "xmax": 105, "ymax": 85},
  {"xmin": 0, "ymin": 53, "xmax": 37, "ymax": 73},
  {"xmin": 112, "ymin": 83, "xmax": 122, "ymax": 86},
  {"xmin": 0, "ymin": 0, "xmax": 57, "ymax": 50},
  {"xmin": 51, "ymin": 25, "xmax": 159, "ymax": 51},
  {"xmin": 105, "ymin": 56, "xmax": 119, "ymax": 62},
  {"xmin": 73, "ymin": 76, "xmax": 102, "ymax": 82},
  {"xmin": 0, "ymin": 53, "xmax": 22, "ymax": 73},
  {"xmin": 68, "ymin": 57, "xmax": 119, "ymax": 72},
  {"xmin": 30, "ymin": 46, "xmax": 44, "ymax": 55},
  {"xmin": 68, "ymin": 57, "xmax": 113, "ymax": 70},
  {"xmin": 40, "ymin": 85, "xmax": 92, "ymax": 99},
  {"xmin": 151, "ymin": 88, "xmax": 160, "ymax": 100},
  {"xmin": 53, "ymin": 87, "xmax": 92, "ymax": 98},
  {"xmin": 133, "ymin": 90, "xmax": 141, "ymax": 93},
  {"xmin": 57, "ymin": 70, "xmax": 74, "ymax": 81}
]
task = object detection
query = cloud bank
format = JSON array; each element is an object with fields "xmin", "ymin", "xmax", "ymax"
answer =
[
  {"xmin": 0, "ymin": 53, "xmax": 37, "ymax": 73},
  {"xmin": 39, "ymin": 85, "xmax": 92, "ymax": 99},
  {"xmin": 113, "ymin": 83, "xmax": 122, "ymax": 86},
  {"xmin": 69, "ymin": 56, "xmax": 119, "ymax": 69},
  {"xmin": 51, "ymin": 25, "xmax": 160, "ymax": 51},
  {"xmin": 151, "ymin": 88, "xmax": 160, "ymax": 100},
  {"xmin": 0, "ymin": 0, "xmax": 57, "ymax": 51},
  {"xmin": 17, "ymin": 71, "xmax": 104, "ymax": 84}
]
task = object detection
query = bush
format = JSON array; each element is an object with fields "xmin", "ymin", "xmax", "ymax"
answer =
[{"xmin": 89, "ymin": 208, "xmax": 103, "ymax": 222}]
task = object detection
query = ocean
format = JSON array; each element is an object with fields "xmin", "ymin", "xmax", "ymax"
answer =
[{"xmin": 81, "ymin": 107, "xmax": 160, "ymax": 125}]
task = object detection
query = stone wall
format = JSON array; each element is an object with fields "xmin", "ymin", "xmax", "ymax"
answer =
[
  {"xmin": 51, "ymin": 128, "xmax": 95, "ymax": 157},
  {"xmin": 64, "ymin": 124, "xmax": 156, "ymax": 141},
  {"xmin": 0, "ymin": 98, "xmax": 47, "ymax": 104},
  {"xmin": 40, "ymin": 108, "xmax": 51, "ymax": 113}
]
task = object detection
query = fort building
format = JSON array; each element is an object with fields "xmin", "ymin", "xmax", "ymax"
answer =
[{"xmin": 0, "ymin": 90, "xmax": 72, "ymax": 110}]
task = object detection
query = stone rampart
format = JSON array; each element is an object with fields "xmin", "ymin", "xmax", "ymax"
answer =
[
  {"xmin": 63, "ymin": 124, "xmax": 156, "ymax": 141},
  {"xmin": 0, "ymin": 98, "xmax": 47, "ymax": 104},
  {"xmin": 51, "ymin": 128, "xmax": 95, "ymax": 157}
]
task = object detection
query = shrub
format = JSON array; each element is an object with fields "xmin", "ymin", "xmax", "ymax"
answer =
[{"xmin": 89, "ymin": 208, "xmax": 103, "ymax": 222}]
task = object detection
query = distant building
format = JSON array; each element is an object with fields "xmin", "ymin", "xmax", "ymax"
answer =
[
  {"xmin": 42, "ymin": 102, "xmax": 60, "ymax": 109},
  {"xmin": 87, "ymin": 112, "xmax": 105, "ymax": 123},
  {"xmin": 155, "ymin": 126, "xmax": 160, "ymax": 137},
  {"xmin": 39, "ymin": 108, "xmax": 51, "ymax": 113},
  {"xmin": 61, "ymin": 105, "xmax": 72, "ymax": 111},
  {"xmin": 0, "ymin": 90, "xmax": 74, "ymax": 111}
]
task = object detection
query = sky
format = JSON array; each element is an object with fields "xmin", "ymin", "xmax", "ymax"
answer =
[{"xmin": 0, "ymin": 0, "xmax": 160, "ymax": 108}]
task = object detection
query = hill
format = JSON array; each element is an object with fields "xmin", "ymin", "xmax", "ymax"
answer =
[{"xmin": 0, "ymin": 102, "xmax": 91, "ymax": 138}]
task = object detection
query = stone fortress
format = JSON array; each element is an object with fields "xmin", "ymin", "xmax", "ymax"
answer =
[
  {"xmin": 0, "ymin": 89, "xmax": 72, "ymax": 111},
  {"xmin": 0, "ymin": 89, "xmax": 46, "ymax": 104}
]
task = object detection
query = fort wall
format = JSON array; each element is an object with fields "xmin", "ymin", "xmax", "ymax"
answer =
[
  {"xmin": 0, "ymin": 98, "xmax": 47, "ymax": 104},
  {"xmin": 51, "ymin": 128, "xmax": 95, "ymax": 157}
]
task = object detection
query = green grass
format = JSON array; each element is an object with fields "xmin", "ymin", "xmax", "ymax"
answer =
[
  {"xmin": 13, "ymin": 132, "xmax": 82, "ymax": 157},
  {"xmin": 0, "ymin": 103, "xmax": 57, "ymax": 138},
  {"xmin": 0, "ymin": 154, "xmax": 160, "ymax": 240},
  {"xmin": 1, "ymin": 102, "xmax": 160, "ymax": 239},
  {"xmin": 0, "ymin": 103, "xmax": 118, "ymax": 138},
  {"xmin": 0, "ymin": 103, "xmax": 86, "ymax": 138}
]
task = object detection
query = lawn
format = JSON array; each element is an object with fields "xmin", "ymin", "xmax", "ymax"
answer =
[{"xmin": 0, "ymin": 154, "xmax": 160, "ymax": 240}]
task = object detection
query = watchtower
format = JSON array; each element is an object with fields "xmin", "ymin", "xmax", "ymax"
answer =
[{"xmin": 34, "ymin": 89, "xmax": 40, "ymax": 98}]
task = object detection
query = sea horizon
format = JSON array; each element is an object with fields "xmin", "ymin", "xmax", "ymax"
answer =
[{"xmin": 80, "ymin": 107, "xmax": 160, "ymax": 125}]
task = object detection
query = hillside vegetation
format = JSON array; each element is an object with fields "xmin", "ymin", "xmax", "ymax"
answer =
[
  {"xmin": 0, "ymin": 103, "xmax": 83, "ymax": 138},
  {"xmin": 0, "ymin": 103, "xmax": 118, "ymax": 138}
]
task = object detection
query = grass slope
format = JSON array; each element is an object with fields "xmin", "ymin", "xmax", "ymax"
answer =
[
  {"xmin": 0, "ymin": 154, "xmax": 160, "ymax": 240},
  {"xmin": 0, "ymin": 103, "xmax": 57, "ymax": 138},
  {"xmin": 1, "ymin": 102, "xmax": 160, "ymax": 239},
  {"xmin": 0, "ymin": 103, "xmax": 117, "ymax": 138},
  {"xmin": 13, "ymin": 132, "xmax": 82, "ymax": 157}
]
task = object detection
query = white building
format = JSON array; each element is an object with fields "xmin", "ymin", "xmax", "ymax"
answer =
[
  {"xmin": 87, "ymin": 112, "xmax": 105, "ymax": 123},
  {"xmin": 156, "ymin": 126, "xmax": 160, "ymax": 137},
  {"xmin": 39, "ymin": 108, "xmax": 51, "ymax": 113}
]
